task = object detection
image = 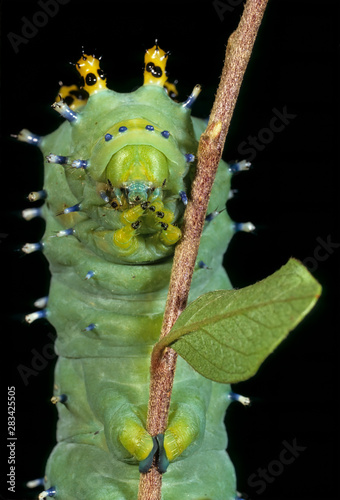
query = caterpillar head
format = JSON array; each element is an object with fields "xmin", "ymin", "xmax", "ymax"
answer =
[
  {"xmin": 41, "ymin": 44, "xmax": 199, "ymax": 264},
  {"xmin": 106, "ymin": 143, "xmax": 168, "ymax": 204}
]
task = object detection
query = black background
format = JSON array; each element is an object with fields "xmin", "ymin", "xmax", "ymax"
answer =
[{"xmin": 1, "ymin": 0, "xmax": 339, "ymax": 499}]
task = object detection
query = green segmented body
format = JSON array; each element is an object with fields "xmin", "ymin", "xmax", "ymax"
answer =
[{"xmin": 26, "ymin": 49, "xmax": 240, "ymax": 499}]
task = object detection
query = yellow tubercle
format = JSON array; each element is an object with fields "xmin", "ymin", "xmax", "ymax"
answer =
[
  {"xmin": 143, "ymin": 44, "xmax": 168, "ymax": 87},
  {"xmin": 76, "ymin": 53, "xmax": 107, "ymax": 95},
  {"xmin": 164, "ymin": 81, "xmax": 179, "ymax": 101},
  {"xmin": 56, "ymin": 84, "xmax": 89, "ymax": 110}
]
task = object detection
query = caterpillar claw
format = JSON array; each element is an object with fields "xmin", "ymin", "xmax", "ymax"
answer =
[
  {"xmin": 138, "ymin": 434, "xmax": 170, "ymax": 474},
  {"xmin": 156, "ymin": 434, "xmax": 170, "ymax": 474},
  {"xmin": 138, "ymin": 436, "xmax": 158, "ymax": 473}
]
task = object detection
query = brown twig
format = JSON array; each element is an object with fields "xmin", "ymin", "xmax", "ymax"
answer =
[{"xmin": 137, "ymin": 0, "xmax": 269, "ymax": 498}]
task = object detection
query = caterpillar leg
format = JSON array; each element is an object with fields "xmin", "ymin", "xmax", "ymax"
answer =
[
  {"xmin": 133, "ymin": 392, "xmax": 209, "ymax": 474},
  {"xmin": 137, "ymin": 390, "xmax": 210, "ymax": 474},
  {"xmin": 163, "ymin": 401, "xmax": 206, "ymax": 463},
  {"xmin": 110, "ymin": 406, "xmax": 156, "ymax": 462},
  {"xmin": 79, "ymin": 359, "xmax": 156, "ymax": 464}
]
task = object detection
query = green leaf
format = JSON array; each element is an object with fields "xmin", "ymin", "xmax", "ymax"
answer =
[{"xmin": 156, "ymin": 259, "xmax": 321, "ymax": 383}]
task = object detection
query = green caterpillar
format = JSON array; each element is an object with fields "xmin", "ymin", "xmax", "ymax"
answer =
[{"xmin": 19, "ymin": 44, "xmax": 259, "ymax": 500}]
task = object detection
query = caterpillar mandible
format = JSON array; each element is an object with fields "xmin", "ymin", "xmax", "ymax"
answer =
[{"xmin": 17, "ymin": 44, "xmax": 246, "ymax": 499}]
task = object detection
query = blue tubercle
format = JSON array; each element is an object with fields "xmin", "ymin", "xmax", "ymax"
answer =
[
  {"xmin": 99, "ymin": 191, "xmax": 110, "ymax": 203},
  {"xmin": 179, "ymin": 190, "xmax": 188, "ymax": 205},
  {"xmin": 83, "ymin": 323, "xmax": 96, "ymax": 331},
  {"xmin": 46, "ymin": 154, "xmax": 70, "ymax": 165},
  {"xmin": 54, "ymin": 228, "xmax": 74, "ymax": 238},
  {"xmin": 28, "ymin": 190, "xmax": 47, "ymax": 202},
  {"xmin": 38, "ymin": 486, "xmax": 56, "ymax": 498},
  {"xmin": 12, "ymin": 128, "xmax": 41, "ymax": 146},
  {"xmin": 25, "ymin": 308, "xmax": 48, "ymax": 324},
  {"xmin": 228, "ymin": 391, "xmax": 251, "ymax": 406},
  {"xmin": 198, "ymin": 261, "xmax": 210, "ymax": 269},
  {"xmin": 52, "ymin": 394, "xmax": 68, "ymax": 404},
  {"xmin": 21, "ymin": 242, "xmax": 43, "ymax": 254},
  {"xmin": 52, "ymin": 100, "xmax": 79, "ymax": 122},
  {"xmin": 234, "ymin": 222, "xmax": 255, "ymax": 233},
  {"xmin": 84, "ymin": 270, "xmax": 95, "ymax": 280},
  {"xmin": 184, "ymin": 153, "xmax": 195, "ymax": 163},
  {"xmin": 205, "ymin": 209, "xmax": 225, "ymax": 223},
  {"xmin": 182, "ymin": 84, "xmax": 201, "ymax": 108},
  {"xmin": 71, "ymin": 159, "xmax": 88, "ymax": 169},
  {"xmin": 26, "ymin": 477, "xmax": 45, "ymax": 489},
  {"xmin": 34, "ymin": 296, "xmax": 49, "ymax": 308},
  {"xmin": 228, "ymin": 160, "xmax": 251, "ymax": 173},
  {"xmin": 22, "ymin": 207, "xmax": 43, "ymax": 221},
  {"xmin": 57, "ymin": 203, "xmax": 81, "ymax": 216}
]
